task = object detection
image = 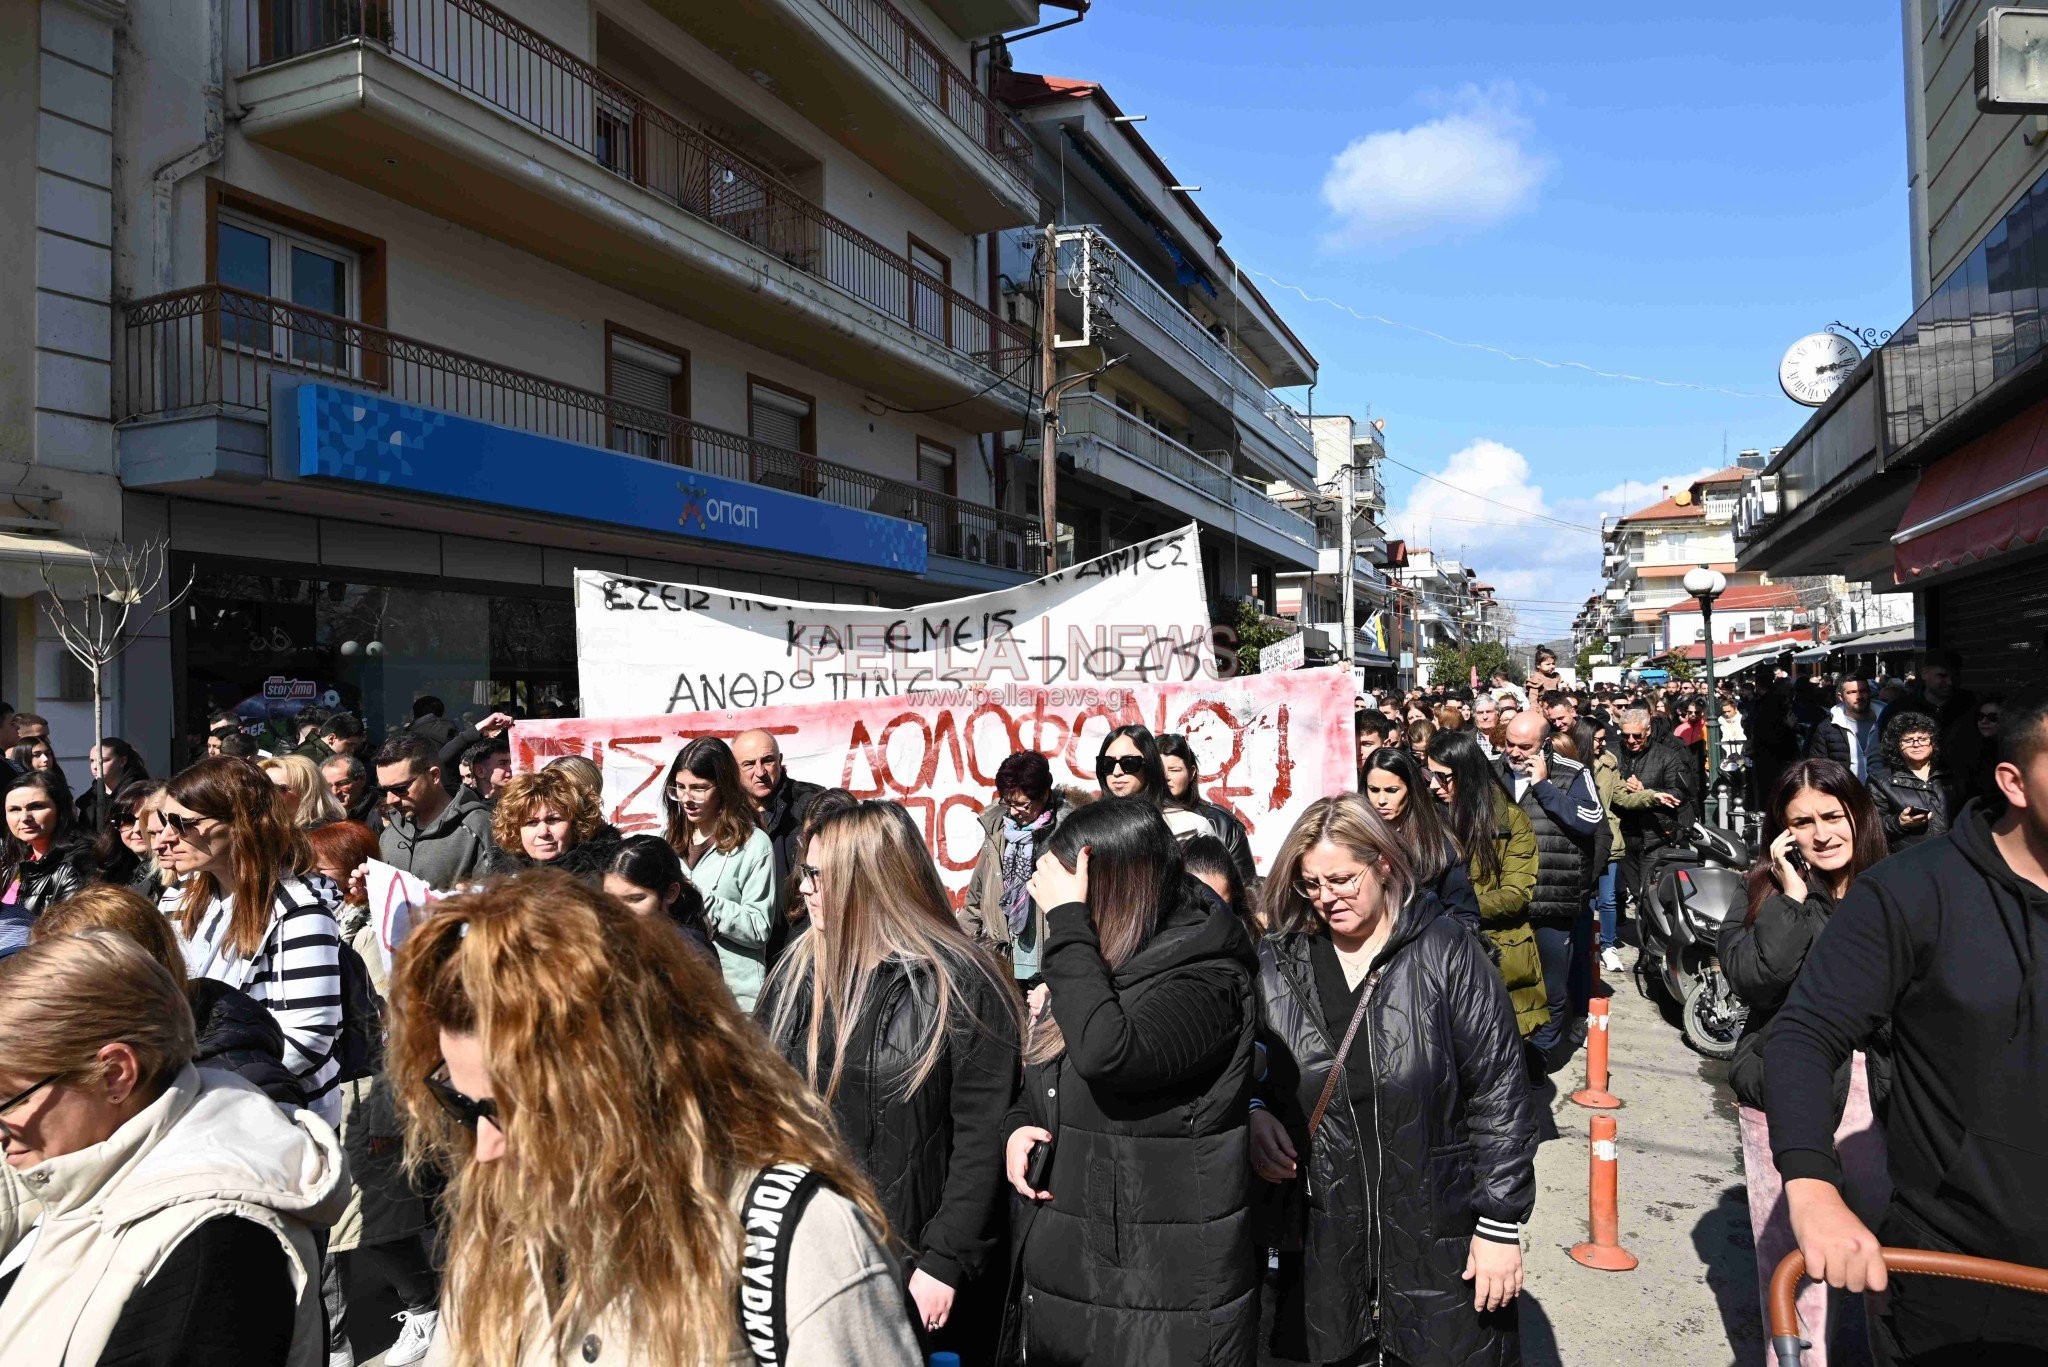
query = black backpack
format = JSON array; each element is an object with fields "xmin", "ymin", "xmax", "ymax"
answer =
[{"xmin": 331, "ymin": 939, "xmax": 383, "ymax": 1084}]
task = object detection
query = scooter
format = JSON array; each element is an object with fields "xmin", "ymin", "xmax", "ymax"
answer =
[{"xmin": 1633, "ymin": 820, "xmax": 1752, "ymax": 1059}]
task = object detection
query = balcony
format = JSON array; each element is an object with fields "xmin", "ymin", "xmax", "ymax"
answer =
[
  {"xmin": 1045, "ymin": 393, "xmax": 1316, "ymax": 568},
  {"xmin": 1043, "ymin": 231, "xmax": 1314, "ymax": 485},
  {"xmin": 236, "ymin": 0, "xmax": 1031, "ymax": 427},
  {"xmin": 643, "ymin": 0, "xmax": 1035, "ymax": 231},
  {"xmin": 116, "ymin": 285, "xmax": 1033, "ymax": 574}
]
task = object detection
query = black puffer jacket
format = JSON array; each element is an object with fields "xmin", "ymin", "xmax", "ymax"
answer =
[
  {"xmin": 763, "ymin": 957, "xmax": 1019, "ymax": 1290},
  {"xmin": 1193, "ymin": 800, "xmax": 1258, "ymax": 888},
  {"xmin": 1257, "ymin": 892, "xmax": 1536, "ymax": 1367},
  {"xmin": 189, "ymin": 977, "xmax": 307, "ymax": 1109},
  {"xmin": 1867, "ymin": 764, "xmax": 1955, "ymax": 852},
  {"xmin": 1719, "ymin": 884, "xmax": 1890, "ymax": 1116},
  {"xmin": 483, "ymin": 829, "xmax": 621, "ymax": 888},
  {"xmin": 1002, "ymin": 878, "xmax": 1259, "ymax": 1367},
  {"xmin": 1614, "ymin": 740, "xmax": 1699, "ymax": 847},
  {"xmin": 5, "ymin": 838, "xmax": 98, "ymax": 920}
]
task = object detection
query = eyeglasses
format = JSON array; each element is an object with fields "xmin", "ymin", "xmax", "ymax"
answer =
[
  {"xmin": 1292, "ymin": 869, "xmax": 1367, "ymax": 900},
  {"xmin": 115, "ymin": 813, "xmax": 143, "ymax": 829},
  {"xmin": 797, "ymin": 863, "xmax": 821, "ymax": 885},
  {"xmin": 1620, "ymin": 731, "xmax": 1650, "ymax": 742},
  {"xmin": 425, "ymin": 1066, "xmax": 501, "ymax": 1133},
  {"xmin": 376, "ymin": 777, "xmax": 419, "ymax": 799},
  {"xmin": 0, "ymin": 1073, "xmax": 62, "ymax": 1134},
  {"xmin": 158, "ymin": 811, "xmax": 220, "ymax": 838},
  {"xmin": 1096, "ymin": 754, "xmax": 1146, "ymax": 779},
  {"xmin": 1979, "ymin": 712, "xmax": 2002, "ymax": 725}
]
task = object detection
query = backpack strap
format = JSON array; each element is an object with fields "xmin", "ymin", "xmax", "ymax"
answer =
[{"xmin": 737, "ymin": 1162, "xmax": 828, "ymax": 1367}]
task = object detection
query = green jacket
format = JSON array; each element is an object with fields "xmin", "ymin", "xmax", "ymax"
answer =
[
  {"xmin": 1591, "ymin": 749, "xmax": 1626, "ymax": 858},
  {"xmin": 1473, "ymin": 790, "xmax": 1549, "ymax": 1037}
]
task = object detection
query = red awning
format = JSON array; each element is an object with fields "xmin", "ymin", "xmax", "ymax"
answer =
[{"xmin": 1894, "ymin": 399, "xmax": 2048, "ymax": 581}]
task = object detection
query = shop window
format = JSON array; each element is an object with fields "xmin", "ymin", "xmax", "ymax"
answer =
[
  {"xmin": 216, "ymin": 214, "xmax": 358, "ymax": 370},
  {"xmin": 605, "ymin": 327, "xmax": 688, "ymax": 464}
]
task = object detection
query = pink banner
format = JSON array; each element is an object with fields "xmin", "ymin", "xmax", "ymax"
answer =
[{"xmin": 513, "ymin": 668, "xmax": 1357, "ymax": 898}]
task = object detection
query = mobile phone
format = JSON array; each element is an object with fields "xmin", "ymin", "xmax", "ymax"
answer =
[
  {"xmin": 1901, "ymin": 807, "xmax": 1925, "ymax": 819},
  {"xmin": 1786, "ymin": 846, "xmax": 1810, "ymax": 875},
  {"xmin": 1025, "ymin": 1137, "xmax": 1056, "ymax": 1191}
]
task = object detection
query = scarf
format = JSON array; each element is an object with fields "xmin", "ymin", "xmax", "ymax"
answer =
[{"xmin": 1000, "ymin": 807, "xmax": 1054, "ymax": 936}]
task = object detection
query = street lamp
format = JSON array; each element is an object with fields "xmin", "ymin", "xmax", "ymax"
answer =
[{"xmin": 1683, "ymin": 566, "xmax": 1728, "ymax": 798}]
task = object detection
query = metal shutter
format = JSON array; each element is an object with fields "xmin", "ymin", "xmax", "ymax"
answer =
[
  {"xmin": 750, "ymin": 385, "xmax": 809, "ymax": 452},
  {"xmin": 1932, "ymin": 556, "xmax": 2048, "ymax": 693}
]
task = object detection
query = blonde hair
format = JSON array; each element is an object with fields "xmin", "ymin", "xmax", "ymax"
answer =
[
  {"xmin": 542, "ymin": 754, "xmax": 604, "ymax": 798},
  {"xmin": 0, "ymin": 930, "xmax": 196, "ymax": 1094},
  {"xmin": 762, "ymin": 802, "xmax": 1018, "ymax": 1101},
  {"xmin": 260, "ymin": 753, "xmax": 344, "ymax": 828},
  {"xmin": 32, "ymin": 885, "xmax": 189, "ymax": 992},
  {"xmin": 1259, "ymin": 794, "xmax": 1417, "ymax": 939},
  {"xmin": 389, "ymin": 869, "xmax": 884, "ymax": 1367},
  {"xmin": 490, "ymin": 768, "xmax": 603, "ymax": 856}
]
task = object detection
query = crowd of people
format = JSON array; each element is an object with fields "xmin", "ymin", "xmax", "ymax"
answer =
[{"xmin": 0, "ymin": 646, "xmax": 2041, "ymax": 1367}]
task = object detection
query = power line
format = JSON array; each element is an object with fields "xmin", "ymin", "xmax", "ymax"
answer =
[{"xmin": 1380, "ymin": 455, "xmax": 1604, "ymax": 534}]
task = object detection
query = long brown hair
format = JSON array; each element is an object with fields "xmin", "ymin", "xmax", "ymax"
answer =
[
  {"xmin": 1742, "ymin": 759, "xmax": 1886, "ymax": 923},
  {"xmin": 762, "ymin": 802, "xmax": 1018, "ymax": 1101},
  {"xmin": 662, "ymin": 738, "xmax": 757, "ymax": 855},
  {"xmin": 390, "ymin": 869, "xmax": 884, "ymax": 1367},
  {"xmin": 167, "ymin": 757, "xmax": 307, "ymax": 957},
  {"xmin": 1260, "ymin": 794, "xmax": 1416, "ymax": 939},
  {"xmin": 1024, "ymin": 797, "xmax": 1178, "ymax": 1066}
]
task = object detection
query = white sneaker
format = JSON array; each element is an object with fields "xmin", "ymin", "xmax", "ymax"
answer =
[
  {"xmin": 328, "ymin": 1351, "xmax": 354, "ymax": 1367},
  {"xmin": 1601, "ymin": 946, "xmax": 1625, "ymax": 974},
  {"xmin": 386, "ymin": 1309, "xmax": 439, "ymax": 1366}
]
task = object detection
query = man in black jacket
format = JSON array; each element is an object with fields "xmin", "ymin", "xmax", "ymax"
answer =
[
  {"xmin": 1768, "ymin": 685, "xmax": 2048, "ymax": 1364},
  {"xmin": 1503, "ymin": 712, "xmax": 1607, "ymax": 1068},
  {"xmin": 1805, "ymin": 676, "xmax": 1882, "ymax": 781},
  {"xmin": 734, "ymin": 727, "xmax": 821, "ymax": 882},
  {"xmin": 1611, "ymin": 708, "xmax": 1697, "ymax": 917}
]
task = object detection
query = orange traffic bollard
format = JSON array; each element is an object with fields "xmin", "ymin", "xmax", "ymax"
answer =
[
  {"xmin": 1570, "ymin": 1114, "xmax": 1638, "ymax": 1271},
  {"xmin": 1570, "ymin": 997, "xmax": 1621, "ymax": 1110}
]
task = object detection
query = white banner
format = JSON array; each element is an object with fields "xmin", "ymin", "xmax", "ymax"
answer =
[
  {"xmin": 514, "ymin": 667, "xmax": 1358, "ymax": 900},
  {"xmin": 574, "ymin": 524, "xmax": 1214, "ymax": 717},
  {"xmin": 364, "ymin": 859, "xmax": 439, "ymax": 977}
]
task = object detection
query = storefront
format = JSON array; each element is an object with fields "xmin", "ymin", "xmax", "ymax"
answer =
[{"xmin": 174, "ymin": 556, "xmax": 577, "ymax": 761}]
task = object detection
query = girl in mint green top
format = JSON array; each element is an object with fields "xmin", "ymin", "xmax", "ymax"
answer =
[{"xmin": 664, "ymin": 738, "xmax": 779, "ymax": 1011}]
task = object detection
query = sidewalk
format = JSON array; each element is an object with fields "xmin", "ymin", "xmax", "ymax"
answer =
[{"xmin": 1520, "ymin": 954, "xmax": 1763, "ymax": 1366}]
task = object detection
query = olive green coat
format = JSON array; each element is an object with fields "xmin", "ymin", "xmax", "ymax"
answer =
[{"xmin": 1472, "ymin": 790, "xmax": 1549, "ymax": 1036}]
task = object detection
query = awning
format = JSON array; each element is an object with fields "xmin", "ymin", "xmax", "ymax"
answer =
[
  {"xmin": 1831, "ymin": 624, "xmax": 1919, "ymax": 652},
  {"xmin": 1893, "ymin": 397, "xmax": 2048, "ymax": 581},
  {"xmin": 1718, "ymin": 651, "xmax": 1779, "ymax": 676},
  {"xmin": 0, "ymin": 533, "xmax": 104, "ymax": 600},
  {"xmin": 1794, "ymin": 644, "xmax": 1832, "ymax": 662}
]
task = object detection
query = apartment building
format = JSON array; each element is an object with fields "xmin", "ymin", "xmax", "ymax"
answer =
[
  {"xmin": 1393, "ymin": 547, "xmax": 1485, "ymax": 686},
  {"xmin": 1591, "ymin": 463, "xmax": 1767, "ymax": 663},
  {"xmin": 10, "ymin": 0, "xmax": 1080, "ymax": 767},
  {"xmin": 1271, "ymin": 413, "xmax": 1398, "ymax": 682},
  {"xmin": 993, "ymin": 70, "xmax": 1321, "ymax": 610},
  {"xmin": 1737, "ymin": 1, "xmax": 2048, "ymax": 693}
]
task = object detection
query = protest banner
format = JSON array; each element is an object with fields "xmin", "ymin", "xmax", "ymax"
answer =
[
  {"xmin": 364, "ymin": 859, "xmax": 439, "ymax": 977},
  {"xmin": 514, "ymin": 667, "xmax": 1357, "ymax": 900},
  {"xmin": 573, "ymin": 523, "xmax": 1215, "ymax": 717}
]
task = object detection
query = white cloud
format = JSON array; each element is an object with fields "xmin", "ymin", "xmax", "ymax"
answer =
[
  {"xmin": 1591, "ymin": 465, "xmax": 1724, "ymax": 515},
  {"xmin": 1321, "ymin": 85, "xmax": 1553, "ymax": 247}
]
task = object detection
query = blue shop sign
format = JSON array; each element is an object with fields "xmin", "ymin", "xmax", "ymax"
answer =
[{"xmin": 281, "ymin": 382, "xmax": 928, "ymax": 574}]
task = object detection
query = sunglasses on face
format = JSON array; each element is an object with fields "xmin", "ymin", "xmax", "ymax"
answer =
[
  {"xmin": 1096, "ymin": 754, "xmax": 1146, "ymax": 779},
  {"xmin": 158, "ymin": 811, "xmax": 219, "ymax": 838},
  {"xmin": 426, "ymin": 1066, "xmax": 501, "ymax": 1133},
  {"xmin": 1980, "ymin": 713, "xmax": 2002, "ymax": 725},
  {"xmin": 797, "ymin": 863, "xmax": 821, "ymax": 885}
]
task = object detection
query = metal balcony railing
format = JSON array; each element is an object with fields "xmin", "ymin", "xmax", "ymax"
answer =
[
  {"xmin": 813, "ymin": 0, "xmax": 1033, "ymax": 186},
  {"xmin": 1048, "ymin": 232, "xmax": 1312, "ymax": 464},
  {"xmin": 244, "ymin": 0, "xmax": 1032, "ymax": 383},
  {"xmin": 1055, "ymin": 394, "xmax": 1315, "ymax": 546},
  {"xmin": 118, "ymin": 285, "xmax": 1034, "ymax": 567}
]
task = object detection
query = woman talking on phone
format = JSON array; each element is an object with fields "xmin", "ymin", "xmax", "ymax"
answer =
[
  {"xmin": 1718, "ymin": 758, "xmax": 1890, "ymax": 1365},
  {"xmin": 1000, "ymin": 797, "xmax": 1260, "ymax": 1366}
]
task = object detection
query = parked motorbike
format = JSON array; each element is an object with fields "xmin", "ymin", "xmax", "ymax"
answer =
[{"xmin": 1634, "ymin": 821, "xmax": 1752, "ymax": 1059}]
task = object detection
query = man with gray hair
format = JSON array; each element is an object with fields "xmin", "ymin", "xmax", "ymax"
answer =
[{"xmin": 1610, "ymin": 707, "xmax": 1698, "ymax": 923}]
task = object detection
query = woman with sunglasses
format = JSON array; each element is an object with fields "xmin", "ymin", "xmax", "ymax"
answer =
[
  {"xmin": 1250, "ymin": 794, "xmax": 1535, "ymax": 1367},
  {"xmin": 761, "ymin": 802, "xmax": 1019, "ymax": 1359},
  {"xmin": 0, "ymin": 930, "xmax": 347, "ymax": 1364},
  {"xmin": 1426, "ymin": 730, "xmax": 1547, "ymax": 1040},
  {"xmin": 1002, "ymin": 797, "xmax": 1260, "ymax": 1366},
  {"xmin": 0, "ymin": 771, "xmax": 100, "ymax": 960},
  {"xmin": 159, "ymin": 756, "xmax": 347, "ymax": 1125},
  {"xmin": 389, "ymin": 868, "xmax": 920, "ymax": 1366},
  {"xmin": 664, "ymin": 737, "xmax": 778, "ymax": 1012},
  {"xmin": 91, "ymin": 781, "xmax": 157, "ymax": 892},
  {"xmin": 1359, "ymin": 746, "xmax": 1481, "ymax": 931},
  {"xmin": 1101, "ymin": 726, "xmax": 1259, "ymax": 886}
]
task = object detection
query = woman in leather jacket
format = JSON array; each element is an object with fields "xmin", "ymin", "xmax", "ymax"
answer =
[
  {"xmin": 1249, "ymin": 793, "xmax": 1535, "ymax": 1367},
  {"xmin": 0, "ymin": 770, "xmax": 98, "ymax": 957},
  {"xmin": 1866, "ymin": 709, "xmax": 1957, "ymax": 853},
  {"xmin": 757, "ymin": 800, "xmax": 1020, "ymax": 1361}
]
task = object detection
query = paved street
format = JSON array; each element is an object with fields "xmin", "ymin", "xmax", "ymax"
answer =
[{"xmin": 1520, "ymin": 952, "xmax": 1762, "ymax": 1367}]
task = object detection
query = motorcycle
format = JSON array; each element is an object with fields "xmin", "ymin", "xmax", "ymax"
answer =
[{"xmin": 1633, "ymin": 821, "xmax": 1752, "ymax": 1059}]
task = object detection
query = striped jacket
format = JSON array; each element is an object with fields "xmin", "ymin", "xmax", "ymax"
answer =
[{"xmin": 161, "ymin": 873, "xmax": 345, "ymax": 1123}]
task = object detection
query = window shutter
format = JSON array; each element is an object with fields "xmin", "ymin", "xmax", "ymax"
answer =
[
  {"xmin": 750, "ymin": 385, "xmax": 810, "ymax": 452},
  {"xmin": 610, "ymin": 357, "xmax": 672, "ymax": 417}
]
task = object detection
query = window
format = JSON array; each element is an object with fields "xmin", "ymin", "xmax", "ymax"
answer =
[
  {"xmin": 1749, "ymin": 616, "xmax": 1767, "ymax": 634},
  {"xmin": 216, "ymin": 214, "xmax": 358, "ymax": 369},
  {"xmin": 605, "ymin": 329, "xmax": 687, "ymax": 464},
  {"xmin": 915, "ymin": 438, "xmax": 956, "ymax": 554},
  {"xmin": 908, "ymin": 237, "xmax": 950, "ymax": 343},
  {"xmin": 748, "ymin": 379, "xmax": 816, "ymax": 494}
]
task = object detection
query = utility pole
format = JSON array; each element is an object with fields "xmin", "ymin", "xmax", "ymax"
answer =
[
  {"xmin": 1038, "ymin": 222, "xmax": 1060, "ymax": 575},
  {"xmin": 1339, "ymin": 461, "xmax": 1356, "ymax": 673}
]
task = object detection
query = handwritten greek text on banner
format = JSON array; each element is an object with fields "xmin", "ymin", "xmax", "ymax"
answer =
[
  {"xmin": 573, "ymin": 524, "xmax": 1212, "ymax": 718},
  {"xmin": 513, "ymin": 667, "xmax": 1356, "ymax": 898}
]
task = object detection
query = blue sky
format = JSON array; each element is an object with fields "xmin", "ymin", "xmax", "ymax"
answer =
[{"xmin": 1022, "ymin": 2, "xmax": 1911, "ymax": 641}]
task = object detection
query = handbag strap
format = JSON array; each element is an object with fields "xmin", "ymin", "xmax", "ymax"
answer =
[{"xmin": 1306, "ymin": 964, "xmax": 1383, "ymax": 1142}]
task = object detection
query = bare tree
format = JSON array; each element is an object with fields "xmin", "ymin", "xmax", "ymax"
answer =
[{"xmin": 40, "ymin": 537, "xmax": 194, "ymax": 777}]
